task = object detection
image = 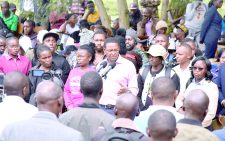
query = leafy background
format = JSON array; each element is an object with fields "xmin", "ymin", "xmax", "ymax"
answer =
[{"xmin": 5, "ymin": 0, "xmax": 225, "ymax": 20}]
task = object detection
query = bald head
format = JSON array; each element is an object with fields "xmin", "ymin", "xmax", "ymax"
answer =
[
  {"xmin": 4, "ymin": 71, "xmax": 29, "ymax": 97},
  {"xmin": 35, "ymin": 81, "xmax": 62, "ymax": 105},
  {"xmin": 151, "ymin": 77, "xmax": 176, "ymax": 106},
  {"xmin": 35, "ymin": 81, "xmax": 63, "ymax": 115},
  {"xmin": 80, "ymin": 71, "xmax": 103, "ymax": 99},
  {"xmin": 147, "ymin": 110, "xmax": 177, "ymax": 141},
  {"xmin": 115, "ymin": 93, "xmax": 139, "ymax": 120},
  {"xmin": 184, "ymin": 89, "xmax": 209, "ymax": 122}
]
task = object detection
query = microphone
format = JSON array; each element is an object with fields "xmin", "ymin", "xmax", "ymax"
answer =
[
  {"xmin": 100, "ymin": 62, "xmax": 116, "ymax": 78},
  {"xmin": 55, "ymin": 69, "xmax": 63, "ymax": 77},
  {"xmin": 54, "ymin": 69, "xmax": 64, "ymax": 87},
  {"xmin": 96, "ymin": 61, "xmax": 107, "ymax": 72}
]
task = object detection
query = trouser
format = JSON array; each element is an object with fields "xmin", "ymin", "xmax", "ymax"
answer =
[{"xmin": 204, "ymin": 40, "xmax": 218, "ymax": 59}]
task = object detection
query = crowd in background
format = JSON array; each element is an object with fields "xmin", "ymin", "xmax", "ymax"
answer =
[{"xmin": 0, "ymin": 0, "xmax": 225, "ymax": 141}]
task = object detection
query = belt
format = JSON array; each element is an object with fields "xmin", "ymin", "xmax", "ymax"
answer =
[{"xmin": 100, "ymin": 104, "xmax": 115, "ymax": 109}]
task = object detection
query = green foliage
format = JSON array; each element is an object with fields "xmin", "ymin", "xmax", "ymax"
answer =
[
  {"xmin": 168, "ymin": 0, "xmax": 193, "ymax": 19},
  {"xmin": 35, "ymin": 0, "xmax": 70, "ymax": 28},
  {"xmin": 20, "ymin": 11, "xmax": 34, "ymax": 20}
]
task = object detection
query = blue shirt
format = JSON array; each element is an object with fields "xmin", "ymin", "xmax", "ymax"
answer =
[{"xmin": 213, "ymin": 128, "xmax": 225, "ymax": 141}]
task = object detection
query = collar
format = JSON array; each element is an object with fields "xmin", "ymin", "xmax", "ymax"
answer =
[
  {"xmin": 33, "ymin": 111, "xmax": 58, "ymax": 121},
  {"xmin": 3, "ymin": 95, "xmax": 25, "ymax": 103},
  {"xmin": 4, "ymin": 53, "xmax": 21, "ymax": 60},
  {"xmin": 78, "ymin": 98, "xmax": 100, "ymax": 109},
  {"xmin": 192, "ymin": 78, "xmax": 206, "ymax": 85},
  {"xmin": 0, "ymin": 11, "xmax": 13, "ymax": 19},
  {"xmin": 112, "ymin": 118, "xmax": 140, "ymax": 132},
  {"xmin": 105, "ymin": 55, "xmax": 123, "ymax": 64},
  {"xmin": 178, "ymin": 118, "xmax": 202, "ymax": 126},
  {"xmin": 30, "ymin": 32, "xmax": 38, "ymax": 40}
]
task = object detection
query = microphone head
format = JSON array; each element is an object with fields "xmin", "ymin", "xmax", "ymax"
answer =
[
  {"xmin": 101, "ymin": 61, "xmax": 108, "ymax": 68},
  {"xmin": 55, "ymin": 69, "xmax": 63, "ymax": 75},
  {"xmin": 109, "ymin": 62, "xmax": 116, "ymax": 69}
]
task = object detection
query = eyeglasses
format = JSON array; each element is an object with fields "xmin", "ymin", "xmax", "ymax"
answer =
[{"xmin": 191, "ymin": 67, "xmax": 205, "ymax": 71}]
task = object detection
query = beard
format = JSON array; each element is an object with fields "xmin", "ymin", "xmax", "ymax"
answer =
[
  {"xmin": 95, "ymin": 46, "xmax": 103, "ymax": 53},
  {"xmin": 126, "ymin": 44, "xmax": 135, "ymax": 51}
]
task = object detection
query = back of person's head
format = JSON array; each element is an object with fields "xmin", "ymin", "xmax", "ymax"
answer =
[
  {"xmin": 115, "ymin": 35, "xmax": 127, "ymax": 55},
  {"xmin": 116, "ymin": 28, "xmax": 126, "ymax": 38},
  {"xmin": 151, "ymin": 77, "xmax": 177, "ymax": 106},
  {"xmin": 124, "ymin": 51, "xmax": 143, "ymax": 74},
  {"xmin": 79, "ymin": 19, "xmax": 90, "ymax": 30},
  {"xmin": 115, "ymin": 92, "xmax": 139, "ymax": 120},
  {"xmin": 80, "ymin": 71, "xmax": 103, "ymax": 100},
  {"xmin": 35, "ymin": 81, "xmax": 63, "ymax": 117},
  {"xmin": 4, "ymin": 71, "xmax": 29, "ymax": 98},
  {"xmin": 147, "ymin": 110, "xmax": 177, "ymax": 141},
  {"xmin": 184, "ymin": 89, "xmax": 209, "ymax": 122}
]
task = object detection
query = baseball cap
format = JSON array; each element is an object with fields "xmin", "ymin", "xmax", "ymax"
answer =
[
  {"xmin": 129, "ymin": 2, "xmax": 138, "ymax": 9},
  {"xmin": 42, "ymin": 31, "xmax": 59, "ymax": 42},
  {"xmin": 146, "ymin": 44, "xmax": 167, "ymax": 60},
  {"xmin": 174, "ymin": 24, "xmax": 188, "ymax": 34}
]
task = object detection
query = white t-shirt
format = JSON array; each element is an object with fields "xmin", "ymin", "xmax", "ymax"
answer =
[{"xmin": 66, "ymin": 24, "xmax": 79, "ymax": 34}]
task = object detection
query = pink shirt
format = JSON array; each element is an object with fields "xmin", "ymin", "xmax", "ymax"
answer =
[
  {"xmin": 99, "ymin": 55, "xmax": 138, "ymax": 105},
  {"xmin": 145, "ymin": 18, "xmax": 153, "ymax": 36},
  {"xmin": 0, "ymin": 54, "xmax": 31, "ymax": 75},
  {"xmin": 64, "ymin": 66, "xmax": 95, "ymax": 109}
]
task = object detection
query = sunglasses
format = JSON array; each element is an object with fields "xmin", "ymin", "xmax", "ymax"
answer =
[{"xmin": 191, "ymin": 66, "xmax": 205, "ymax": 71}]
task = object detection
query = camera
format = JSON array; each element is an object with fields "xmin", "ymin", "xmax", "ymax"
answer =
[{"xmin": 31, "ymin": 69, "xmax": 64, "ymax": 87}]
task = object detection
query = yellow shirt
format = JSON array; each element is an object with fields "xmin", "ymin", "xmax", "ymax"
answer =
[{"xmin": 87, "ymin": 11, "xmax": 100, "ymax": 23}]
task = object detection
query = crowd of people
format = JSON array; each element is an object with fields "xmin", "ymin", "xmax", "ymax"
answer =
[{"xmin": 0, "ymin": 0, "xmax": 225, "ymax": 140}]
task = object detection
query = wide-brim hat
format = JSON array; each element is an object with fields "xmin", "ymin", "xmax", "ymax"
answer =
[{"xmin": 145, "ymin": 44, "xmax": 167, "ymax": 60}]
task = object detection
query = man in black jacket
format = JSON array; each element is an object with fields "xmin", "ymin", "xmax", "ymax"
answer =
[{"xmin": 42, "ymin": 32, "xmax": 70, "ymax": 83}]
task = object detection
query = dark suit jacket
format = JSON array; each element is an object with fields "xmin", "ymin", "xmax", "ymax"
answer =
[
  {"xmin": 200, "ymin": 5, "xmax": 222, "ymax": 43},
  {"xmin": 217, "ymin": 63, "xmax": 225, "ymax": 115}
]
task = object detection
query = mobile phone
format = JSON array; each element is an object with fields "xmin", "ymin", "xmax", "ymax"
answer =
[{"xmin": 32, "ymin": 69, "xmax": 44, "ymax": 77}]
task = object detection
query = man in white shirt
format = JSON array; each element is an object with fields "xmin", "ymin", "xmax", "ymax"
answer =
[
  {"xmin": 173, "ymin": 43, "xmax": 193, "ymax": 94},
  {"xmin": 135, "ymin": 77, "xmax": 183, "ymax": 135},
  {"xmin": 0, "ymin": 71, "xmax": 38, "ymax": 133}
]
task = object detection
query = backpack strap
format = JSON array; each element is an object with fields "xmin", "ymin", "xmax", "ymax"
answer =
[
  {"xmin": 165, "ymin": 65, "xmax": 172, "ymax": 78},
  {"xmin": 116, "ymin": 128, "xmax": 145, "ymax": 140},
  {"xmin": 141, "ymin": 65, "xmax": 150, "ymax": 83}
]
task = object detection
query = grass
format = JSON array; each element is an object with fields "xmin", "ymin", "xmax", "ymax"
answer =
[{"xmin": 5, "ymin": 0, "xmax": 225, "ymax": 20}]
